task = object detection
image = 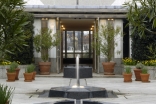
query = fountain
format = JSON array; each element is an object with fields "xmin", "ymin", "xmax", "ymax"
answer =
[{"xmin": 39, "ymin": 55, "xmax": 117, "ymax": 104}]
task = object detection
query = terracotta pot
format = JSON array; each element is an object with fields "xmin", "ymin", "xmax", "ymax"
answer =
[
  {"xmin": 23, "ymin": 73, "xmax": 33, "ymax": 82},
  {"xmin": 6, "ymin": 73, "xmax": 16, "ymax": 82},
  {"xmin": 15, "ymin": 68, "xmax": 20, "ymax": 80},
  {"xmin": 32, "ymin": 71, "xmax": 36, "ymax": 80},
  {"xmin": 123, "ymin": 73, "xmax": 132, "ymax": 82},
  {"xmin": 102, "ymin": 62, "xmax": 115, "ymax": 75},
  {"xmin": 39, "ymin": 62, "xmax": 51, "ymax": 75},
  {"xmin": 140, "ymin": 74, "xmax": 150, "ymax": 82},
  {"xmin": 6, "ymin": 68, "xmax": 20, "ymax": 80},
  {"xmin": 134, "ymin": 69, "xmax": 142, "ymax": 81}
]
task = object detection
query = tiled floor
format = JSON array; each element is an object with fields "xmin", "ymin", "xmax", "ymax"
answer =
[{"xmin": 0, "ymin": 75, "xmax": 156, "ymax": 104}]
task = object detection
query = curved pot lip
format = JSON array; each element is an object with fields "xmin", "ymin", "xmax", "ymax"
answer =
[
  {"xmin": 140, "ymin": 73, "xmax": 149, "ymax": 75},
  {"xmin": 134, "ymin": 68, "xmax": 142, "ymax": 71},
  {"xmin": 39, "ymin": 62, "xmax": 51, "ymax": 65},
  {"xmin": 123, "ymin": 73, "xmax": 132, "ymax": 75}
]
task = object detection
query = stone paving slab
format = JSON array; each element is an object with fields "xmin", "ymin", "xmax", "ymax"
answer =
[{"xmin": 0, "ymin": 77, "xmax": 156, "ymax": 104}]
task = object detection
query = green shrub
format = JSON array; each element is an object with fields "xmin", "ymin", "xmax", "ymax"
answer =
[
  {"xmin": 25, "ymin": 64, "xmax": 35, "ymax": 73},
  {"xmin": 136, "ymin": 62, "xmax": 144, "ymax": 69},
  {"xmin": 142, "ymin": 67, "xmax": 148, "ymax": 74},
  {"xmin": 8, "ymin": 61, "xmax": 18, "ymax": 73},
  {"xmin": 0, "ymin": 84, "xmax": 15, "ymax": 104},
  {"xmin": 124, "ymin": 67, "xmax": 131, "ymax": 74}
]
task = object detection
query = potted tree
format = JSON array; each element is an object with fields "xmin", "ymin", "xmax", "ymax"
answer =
[
  {"xmin": 123, "ymin": 67, "xmax": 132, "ymax": 82},
  {"xmin": 6, "ymin": 62, "xmax": 17, "ymax": 82},
  {"xmin": 93, "ymin": 22, "xmax": 121, "ymax": 75},
  {"xmin": 134, "ymin": 62, "xmax": 144, "ymax": 81},
  {"xmin": 6, "ymin": 61, "xmax": 20, "ymax": 80},
  {"xmin": 140, "ymin": 67, "xmax": 150, "ymax": 82},
  {"xmin": 0, "ymin": 84, "xmax": 15, "ymax": 104},
  {"xmin": 23, "ymin": 64, "xmax": 34, "ymax": 82},
  {"xmin": 33, "ymin": 28, "xmax": 60, "ymax": 75}
]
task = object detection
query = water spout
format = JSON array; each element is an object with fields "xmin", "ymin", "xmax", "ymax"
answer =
[{"xmin": 76, "ymin": 54, "xmax": 80, "ymax": 86}]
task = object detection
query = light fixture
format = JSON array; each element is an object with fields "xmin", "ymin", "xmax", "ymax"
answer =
[
  {"xmin": 90, "ymin": 28, "xmax": 92, "ymax": 30},
  {"xmin": 92, "ymin": 25, "xmax": 94, "ymax": 28},
  {"xmin": 61, "ymin": 25, "xmax": 64, "ymax": 28}
]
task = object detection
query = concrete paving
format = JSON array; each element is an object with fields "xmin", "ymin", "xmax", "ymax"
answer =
[{"xmin": 0, "ymin": 74, "xmax": 156, "ymax": 104}]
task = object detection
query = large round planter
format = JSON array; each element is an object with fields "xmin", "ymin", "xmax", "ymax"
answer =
[
  {"xmin": 140, "ymin": 74, "xmax": 150, "ymax": 82},
  {"xmin": 134, "ymin": 69, "xmax": 142, "ymax": 81},
  {"xmin": 123, "ymin": 73, "xmax": 132, "ymax": 82},
  {"xmin": 6, "ymin": 73, "xmax": 16, "ymax": 82},
  {"xmin": 39, "ymin": 62, "xmax": 51, "ymax": 75},
  {"xmin": 23, "ymin": 73, "xmax": 33, "ymax": 82},
  {"xmin": 102, "ymin": 62, "xmax": 115, "ymax": 75}
]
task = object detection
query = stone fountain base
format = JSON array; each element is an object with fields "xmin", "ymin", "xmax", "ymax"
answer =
[{"xmin": 48, "ymin": 86, "xmax": 108, "ymax": 99}]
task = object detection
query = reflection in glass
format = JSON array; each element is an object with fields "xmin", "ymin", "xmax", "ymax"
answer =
[
  {"xmin": 75, "ymin": 31, "xmax": 81, "ymax": 52},
  {"xmin": 83, "ymin": 31, "xmax": 89, "ymax": 52},
  {"xmin": 63, "ymin": 30, "xmax": 93, "ymax": 58}
]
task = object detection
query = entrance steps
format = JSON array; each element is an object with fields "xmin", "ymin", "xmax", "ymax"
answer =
[{"xmin": 36, "ymin": 73, "xmax": 123, "ymax": 78}]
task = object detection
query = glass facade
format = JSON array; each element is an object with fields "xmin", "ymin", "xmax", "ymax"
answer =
[{"xmin": 63, "ymin": 30, "xmax": 93, "ymax": 58}]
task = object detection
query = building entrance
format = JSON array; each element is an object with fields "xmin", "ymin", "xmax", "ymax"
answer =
[{"xmin": 60, "ymin": 19, "xmax": 96, "ymax": 71}]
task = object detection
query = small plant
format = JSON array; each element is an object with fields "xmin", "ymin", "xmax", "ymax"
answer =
[
  {"xmin": 7, "ymin": 61, "xmax": 18, "ymax": 73},
  {"xmin": 25, "ymin": 64, "xmax": 35, "ymax": 73},
  {"xmin": 124, "ymin": 67, "xmax": 131, "ymax": 74},
  {"xmin": 142, "ymin": 67, "xmax": 148, "ymax": 74},
  {"xmin": 0, "ymin": 84, "xmax": 15, "ymax": 104},
  {"xmin": 136, "ymin": 62, "xmax": 144, "ymax": 69}
]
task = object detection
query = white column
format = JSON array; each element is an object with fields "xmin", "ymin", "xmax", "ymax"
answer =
[
  {"xmin": 114, "ymin": 19, "xmax": 123, "ymax": 59},
  {"xmin": 34, "ymin": 19, "xmax": 41, "ymax": 58},
  {"xmin": 48, "ymin": 19, "xmax": 57, "ymax": 58},
  {"xmin": 99, "ymin": 19, "xmax": 107, "ymax": 58}
]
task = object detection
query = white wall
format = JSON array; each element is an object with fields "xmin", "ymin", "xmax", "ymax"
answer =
[
  {"xmin": 33, "ymin": 19, "xmax": 41, "ymax": 58},
  {"xmin": 99, "ymin": 19, "xmax": 123, "ymax": 59},
  {"xmin": 99, "ymin": 19, "xmax": 107, "ymax": 58},
  {"xmin": 48, "ymin": 19, "xmax": 57, "ymax": 58},
  {"xmin": 114, "ymin": 19, "xmax": 123, "ymax": 59}
]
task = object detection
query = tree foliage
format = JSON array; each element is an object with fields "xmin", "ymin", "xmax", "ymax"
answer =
[
  {"xmin": 34, "ymin": 28, "xmax": 60, "ymax": 62},
  {"xmin": 123, "ymin": 0, "xmax": 156, "ymax": 37},
  {"xmin": 92, "ymin": 23, "xmax": 121, "ymax": 62},
  {"xmin": 0, "ymin": 0, "xmax": 29, "ymax": 61}
]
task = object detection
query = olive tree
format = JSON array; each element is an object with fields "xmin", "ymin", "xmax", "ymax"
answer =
[
  {"xmin": 123, "ymin": 0, "xmax": 156, "ymax": 37},
  {"xmin": 0, "ymin": 0, "xmax": 29, "ymax": 61}
]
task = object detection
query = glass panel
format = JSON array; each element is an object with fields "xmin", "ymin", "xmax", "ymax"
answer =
[
  {"xmin": 67, "ymin": 31, "xmax": 74, "ymax": 58},
  {"xmin": 75, "ymin": 31, "xmax": 81, "ymax": 52},
  {"xmin": 83, "ymin": 31, "xmax": 89, "ymax": 53}
]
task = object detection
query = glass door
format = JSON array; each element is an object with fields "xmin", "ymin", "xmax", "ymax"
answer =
[{"xmin": 62, "ymin": 30, "xmax": 93, "ymax": 66}]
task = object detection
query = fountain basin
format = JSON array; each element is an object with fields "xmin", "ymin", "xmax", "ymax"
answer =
[
  {"xmin": 54, "ymin": 100, "xmax": 104, "ymax": 104},
  {"xmin": 48, "ymin": 86, "xmax": 108, "ymax": 99},
  {"xmin": 63, "ymin": 66, "xmax": 92, "ymax": 78}
]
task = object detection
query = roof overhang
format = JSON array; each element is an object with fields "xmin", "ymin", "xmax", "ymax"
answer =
[{"xmin": 24, "ymin": 5, "xmax": 127, "ymax": 18}]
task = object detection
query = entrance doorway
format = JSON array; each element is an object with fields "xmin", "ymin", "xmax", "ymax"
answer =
[{"xmin": 60, "ymin": 19, "xmax": 95, "ymax": 71}]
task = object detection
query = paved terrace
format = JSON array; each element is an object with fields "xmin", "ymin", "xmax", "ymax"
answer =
[{"xmin": 0, "ymin": 74, "xmax": 156, "ymax": 104}]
